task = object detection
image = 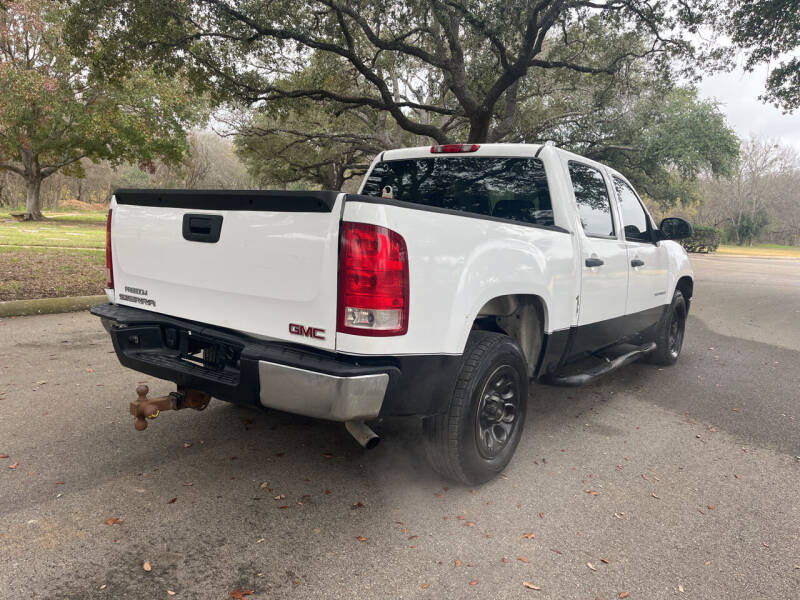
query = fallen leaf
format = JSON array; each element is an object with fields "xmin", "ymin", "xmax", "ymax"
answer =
[
  {"xmin": 585, "ymin": 490, "xmax": 600, "ymax": 496},
  {"xmin": 434, "ymin": 493, "xmax": 444, "ymax": 498},
  {"xmin": 0, "ymin": 454, "xmax": 8, "ymax": 459},
  {"xmin": 86, "ymin": 368, "xmax": 94, "ymax": 373},
  {"xmin": 259, "ymin": 482, "xmax": 269, "ymax": 489},
  {"xmin": 167, "ymin": 591, "xmax": 176, "ymax": 596},
  {"xmin": 616, "ymin": 464, "xmax": 624, "ymax": 471},
  {"xmin": 501, "ymin": 557, "xmax": 509, "ymax": 563},
  {"xmin": 274, "ymin": 495, "xmax": 285, "ymax": 500},
  {"xmin": 408, "ymin": 535, "xmax": 418, "ymax": 540},
  {"xmin": 421, "ymin": 583, "xmax": 429, "ymax": 590},
  {"xmin": 8, "ymin": 462, "xmax": 19, "ymax": 469},
  {"xmin": 679, "ymin": 585, "xmax": 685, "ymax": 592},
  {"xmin": 182, "ymin": 442, "xmax": 192, "ymax": 448},
  {"xmin": 469, "ymin": 580, "xmax": 479, "ymax": 586},
  {"xmin": 324, "ymin": 489, "xmax": 332, "ymax": 495},
  {"xmin": 518, "ymin": 556, "xmax": 529, "ymax": 563},
  {"xmin": 351, "ymin": 501, "xmax": 365, "ymax": 510},
  {"xmin": 36, "ymin": 380, "xmax": 46, "ymax": 385},
  {"xmin": 587, "ymin": 562, "xmax": 597, "ymax": 571},
  {"xmin": 256, "ymin": 538, "xmax": 265, "ymax": 544},
  {"xmin": 521, "ymin": 532, "xmax": 536, "ymax": 539},
  {"xmin": 456, "ymin": 515, "xmax": 465, "ymax": 520},
  {"xmin": 168, "ymin": 497, "xmax": 177, "ymax": 504},
  {"xmin": 523, "ymin": 582, "xmax": 541, "ymax": 590},
  {"xmin": 619, "ymin": 593, "xmax": 629, "ymax": 599},
  {"xmin": 614, "ymin": 512, "xmax": 625, "ymax": 519},
  {"xmin": 707, "ymin": 504, "xmax": 715, "ymax": 510},
  {"xmin": 230, "ymin": 590, "xmax": 254, "ymax": 600},
  {"xmin": 455, "ymin": 560, "xmax": 461, "ymax": 567},
  {"xmin": 105, "ymin": 518, "xmax": 124, "ymax": 526},
  {"xmin": 275, "ymin": 452, "xmax": 285, "ymax": 457},
  {"xmin": 538, "ymin": 512, "xmax": 544, "ymax": 519},
  {"xmin": 551, "ymin": 548, "xmax": 562, "ymax": 555},
  {"xmin": 465, "ymin": 521, "xmax": 475, "ymax": 527},
  {"xmin": 651, "ymin": 492, "xmax": 661, "ymax": 499},
  {"xmin": 243, "ymin": 419, "xmax": 253, "ymax": 425},
  {"xmin": 601, "ymin": 558, "xmax": 610, "ymax": 564},
  {"xmin": 183, "ymin": 482, "xmax": 194, "ymax": 487},
  {"xmin": 322, "ymin": 453, "xmax": 333, "ymax": 458},
  {"xmin": 277, "ymin": 505, "xmax": 289, "ymax": 509},
  {"xmin": 230, "ymin": 456, "xmax": 238, "ymax": 461},
  {"xmin": 356, "ymin": 536, "xmax": 368, "ymax": 542},
  {"xmin": 99, "ymin": 584, "xmax": 106, "ymax": 590},
  {"xmin": 143, "ymin": 561, "xmax": 152, "ymax": 572}
]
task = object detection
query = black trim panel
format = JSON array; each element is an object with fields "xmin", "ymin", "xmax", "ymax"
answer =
[
  {"xmin": 114, "ymin": 189, "xmax": 339, "ymax": 213},
  {"xmin": 346, "ymin": 193, "xmax": 570, "ymax": 234}
]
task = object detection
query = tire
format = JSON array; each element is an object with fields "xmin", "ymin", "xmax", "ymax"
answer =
[
  {"xmin": 647, "ymin": 289, "xmax": 687, "ymax": 366},
  {"xmin": 423, "ymin": 330, "xmax": 528, "ymax": 485}
]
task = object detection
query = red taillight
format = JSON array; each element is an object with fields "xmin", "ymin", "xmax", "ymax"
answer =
[
  {"xmin": 105, "ymin": 208, "xmax": 114, "ymax": 289},
  {"xmin": 430, "ymin": 144, "xmax": 480, "ymax": 153},
  {"xmin": 337, "ymin": 222, "xmax": 409, "ymax": 337}
]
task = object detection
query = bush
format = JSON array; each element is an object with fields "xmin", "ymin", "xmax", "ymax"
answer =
[{"xmin": 681, "ymin": 225, "xmax": 721, "ymax": 253}]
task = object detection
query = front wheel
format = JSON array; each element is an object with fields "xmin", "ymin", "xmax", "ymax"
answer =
[
  {"xmin": 423, "ymin": 331, "xmax": 528, "ymax": 485},
  {"xmin": 648, "ymin": 289, "xmax": 687, "ymax": 366}
]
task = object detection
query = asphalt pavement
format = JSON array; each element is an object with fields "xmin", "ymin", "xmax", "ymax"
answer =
[{"xmin": 0, "ymin": 254, "xmax": 798, "ymax": 599}]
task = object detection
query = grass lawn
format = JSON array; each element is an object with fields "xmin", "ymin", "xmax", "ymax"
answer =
[
  {"xmin": 716, "ymin": 244, "xmax": 800, "ymax": 258},
  {"xmin": 0, "ymin": 212, "xmax": 106, "ymax": 249},
  {"xmin": 0, "ymin": 246, "xmax": 105, "ymax": 301}
]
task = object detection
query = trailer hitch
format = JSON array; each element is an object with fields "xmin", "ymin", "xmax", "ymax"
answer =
[{"xmin": 131, "ymin": 384, "xmax": 211, "ymax": 431}]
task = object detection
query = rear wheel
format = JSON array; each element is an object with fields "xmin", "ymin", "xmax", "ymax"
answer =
[
  {"xmin": 423, "ymin": 331, "xmax": 528, "ymax": 485},
  {"xmin": 648, "ymin": 289, "xmax": 687, "ymax": 366}
]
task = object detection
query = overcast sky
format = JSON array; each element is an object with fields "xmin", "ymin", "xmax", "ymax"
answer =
[{"xmin": 698, "ymin": 64, "xmax": 800, "ymax": 151}]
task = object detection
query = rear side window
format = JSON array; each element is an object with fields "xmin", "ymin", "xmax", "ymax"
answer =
[
  {"xmin": 613, "ymin": 177, "xmax": 651, "ymax": 243},
  {"xmin": 568, "ymin": 162, "xmax": 615, "ymax": 238},
  {"xmin": 361, "ymin": 157, "xmax": 554, "ymax": 227}
]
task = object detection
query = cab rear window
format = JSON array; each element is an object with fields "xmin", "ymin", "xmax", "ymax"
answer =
[{"xmin": 361, "ymin": 157, "xmax": 554, "ymax": 227}]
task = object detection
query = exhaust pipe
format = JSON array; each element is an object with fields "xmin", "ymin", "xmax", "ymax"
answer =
[{"xmin": 345, "ymin": 420, "xmax": 380, "ymax": 450}]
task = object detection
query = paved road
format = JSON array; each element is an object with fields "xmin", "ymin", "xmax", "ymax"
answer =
[{"xmin": 1, "ymin": 255, "xmax": 798, "ymax": 600}]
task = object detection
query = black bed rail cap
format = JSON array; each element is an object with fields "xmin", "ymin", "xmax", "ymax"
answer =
[{"xmin": 113, "ymin": 189, "xmax": 340, "ymax": 212}]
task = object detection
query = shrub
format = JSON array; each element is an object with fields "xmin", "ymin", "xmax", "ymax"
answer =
[{"xmin": 681, "ymin": 225, "xmax": 721, "ymax": 253}]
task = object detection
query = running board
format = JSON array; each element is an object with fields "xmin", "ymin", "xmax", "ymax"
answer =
[{"xmin": 543, "ymin": 342, "xmax": 656, "ymax": 387}]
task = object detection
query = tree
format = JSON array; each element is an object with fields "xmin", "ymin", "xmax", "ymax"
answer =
[
  {"xmin": 69, "ymin": 0, "xmax": 724, "ymax": 145},
  {"xmin": 726, "ymin": 0, "xmax": 800, "ymax": 111},
  {"xmin": 0, "ymin": 1, "xmax": 203, "ymax": 220}
]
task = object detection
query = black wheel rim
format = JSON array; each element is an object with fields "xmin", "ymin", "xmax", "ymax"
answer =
[
  {"xmin": 668, "ymin": 306, "xmax": 685, "ymax": 358},
  {"xmin": 475, "ymin": 365, "xmax": 520, "ymax": 460}
]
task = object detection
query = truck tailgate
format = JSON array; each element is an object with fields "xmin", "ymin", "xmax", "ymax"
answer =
[{"xmin": 110, "ymin": 190, "xmax": 342, "ymax": 350}]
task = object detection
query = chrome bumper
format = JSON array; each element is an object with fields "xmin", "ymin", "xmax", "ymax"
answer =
[{"xmin": 257, "ymin": 360, "xmax": 389, "ymax": 421}]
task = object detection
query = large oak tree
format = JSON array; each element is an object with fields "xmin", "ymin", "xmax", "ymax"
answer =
[{"xmin": 0, "ymin": 0, "xmax": 202, "ymax": 220}]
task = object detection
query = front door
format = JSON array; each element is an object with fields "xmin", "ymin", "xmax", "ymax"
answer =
[
  {"xmin": 612, "ymin": 176, "xmax": 670, "ymax": 333},
  {"xmin": 567, "ymin": 161, "xmax": 629, "ymax": 353}
]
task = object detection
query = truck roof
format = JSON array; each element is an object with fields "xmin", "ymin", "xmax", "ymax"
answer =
[{"xmin": 380, "ymin": 143, "xmax": 546, "ymax": 162}]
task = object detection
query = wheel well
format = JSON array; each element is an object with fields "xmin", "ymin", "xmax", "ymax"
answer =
[
  {"xmin": 676, "ymin": 276, "xmax": 693, "ymax": 299},
  {"xmin": 473, "ymin": 294, "xmax": 546, "ymax": 377}
]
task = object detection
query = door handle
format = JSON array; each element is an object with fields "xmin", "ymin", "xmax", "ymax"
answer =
[
  {"xmin": 182, "ymin": 214, "xmax": 223, "ymax": 243},
  {"xmin": 631, "ymin": 258, "xmax": 645, "ymax": 267},
  {"xmin": 585, "ymin": 257, "xmax": 604, "ymax": 268}
]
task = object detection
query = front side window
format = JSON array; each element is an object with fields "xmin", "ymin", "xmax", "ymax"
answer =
[
  {"xmin": 568, "ymin": 162, "xmax": 615, "ymax": 238},
  {"xmin": 613, "ymin": 177, "xmax": 651, "ymax": 243},
  {"xmin": 361, "ymin": 157, "xmax": 554, "ymax": 227}
]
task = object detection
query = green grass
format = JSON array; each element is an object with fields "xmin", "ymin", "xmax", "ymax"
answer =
[
  {"xmin": 717, "ymin": 244, "xmax": 800, "ymax": 258},
  {"xmin": 0, "ymin": 214, "xmax": 106, "ymax": 249}
]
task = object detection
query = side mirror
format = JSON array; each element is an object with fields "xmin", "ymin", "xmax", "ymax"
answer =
[{"xmin": 658, "ymin": 217, "xmax": 693, "ymax": 240}]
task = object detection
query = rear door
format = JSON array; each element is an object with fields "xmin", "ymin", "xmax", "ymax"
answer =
[
  {"xmin": 567, "ymin": 161, "xmax": 629, "ymax": 353},
  {"xmin": 612, "ymin": 176, "xmax": 670, "ymax": 331},
  {"xmin": 110, "ymin": 190, "xmax": 342, "ymax": 350}
]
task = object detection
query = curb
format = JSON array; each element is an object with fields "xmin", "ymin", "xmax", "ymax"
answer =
[{"xmin": 0, "ymin": 295, "xmax": 106, "ymax": 318}]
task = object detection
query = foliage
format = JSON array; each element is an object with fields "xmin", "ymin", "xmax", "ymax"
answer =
[
  {"xmin": 681, "ymin": 224, "xmax": 721, "ymax": 253},
  {"xmin": 726, "ymin": 0, "xmax": 800, "ymax": 111},
  {"xmin": 68, "ymin": 0, "xmax": 728, "ymax": 145},
  {"xmin": 0, "ymin": 0, "xmax": 204, "ymax": 219}
]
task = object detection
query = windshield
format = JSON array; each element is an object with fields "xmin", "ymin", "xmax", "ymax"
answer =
[{"xmin": 361, "ymin": 156, "xmax": 554, "ymax": 227}]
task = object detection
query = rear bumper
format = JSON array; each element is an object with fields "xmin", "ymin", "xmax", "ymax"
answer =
[{"xmin": 91, "ymin": 303, "xmax": 458, "ymax": 419}]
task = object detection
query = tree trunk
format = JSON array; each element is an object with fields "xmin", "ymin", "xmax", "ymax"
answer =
[
  {"xmin": 467, "ymin": 112, "xmax": 491, "ymax": 143},
  {"xmin": 24, "ymin": 178, "xmax": 45, "ymax": 221}
]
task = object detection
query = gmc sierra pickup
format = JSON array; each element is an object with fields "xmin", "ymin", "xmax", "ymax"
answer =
[{"xmin": 92, "ymin": 142, "xmax": 694, "ymax": 485}]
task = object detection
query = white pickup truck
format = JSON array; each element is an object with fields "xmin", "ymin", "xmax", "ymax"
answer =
[{"xmin": 92, "ymin": 143, "xmax": 694, "ymax": 484}]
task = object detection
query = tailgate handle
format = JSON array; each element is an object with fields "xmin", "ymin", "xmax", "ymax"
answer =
[{"xmin": 182, "ymin": 214, "xmax": 223, "ymax": 243}]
